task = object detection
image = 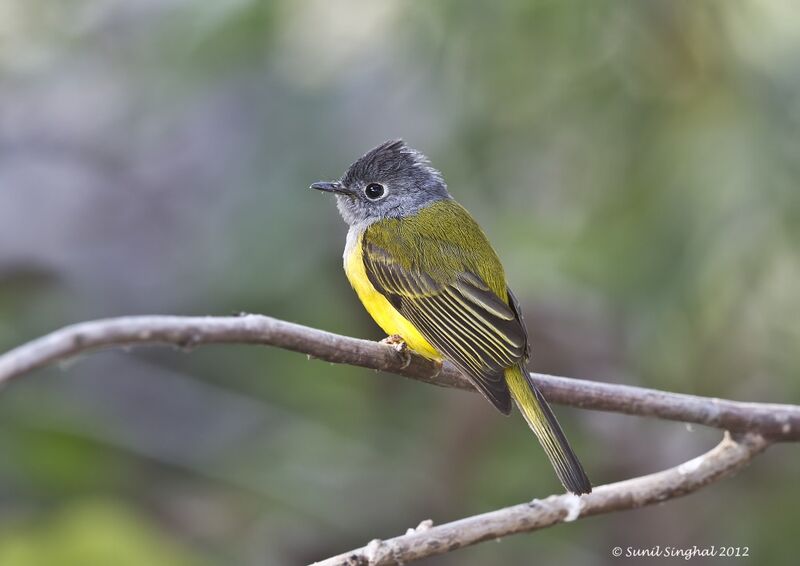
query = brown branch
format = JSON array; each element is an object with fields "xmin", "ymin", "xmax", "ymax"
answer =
[
  {"xmin": 312, "ymin": 432, "xmax": 769, "ymax": 565},
  {"xmin": 0, "ymin": 315, "xmax": 793, "ymax": 564},
  {"xmin": 1, "ymin": 314, "xmax": 798, "ymax": 440}
]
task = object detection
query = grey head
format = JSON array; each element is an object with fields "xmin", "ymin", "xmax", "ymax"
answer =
[{"xmin": 310, "ymin": 139, "xmax": 451, "ymax": 226}]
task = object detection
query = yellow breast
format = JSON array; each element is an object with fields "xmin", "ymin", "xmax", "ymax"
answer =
[{"xmin": 344, "ymin": 229, "xmax": 441, "ymax": 360}]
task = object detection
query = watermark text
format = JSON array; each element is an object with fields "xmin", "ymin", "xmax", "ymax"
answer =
[{"xmin": 611, "ymin": 545, "xmax": 750, "ymax": 560}]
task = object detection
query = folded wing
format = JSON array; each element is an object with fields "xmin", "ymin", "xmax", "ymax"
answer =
[{"xmin": 362, "ymin": 240, "xmax": 528, "ymax": 414}]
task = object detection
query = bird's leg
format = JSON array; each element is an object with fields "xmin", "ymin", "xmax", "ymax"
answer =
[{"xmin": 380, "ymin": 334, "xmax": 411, "ymax": 369}]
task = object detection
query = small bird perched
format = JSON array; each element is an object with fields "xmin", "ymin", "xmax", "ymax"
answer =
[{"xmin": 311, "ymin": 140, "xmax": 591, "ymax": 494}]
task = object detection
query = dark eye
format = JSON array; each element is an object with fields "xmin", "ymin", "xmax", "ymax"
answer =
[{"xmin": 364, "ymin": 183, "xmax": 385, "ymax": 200}]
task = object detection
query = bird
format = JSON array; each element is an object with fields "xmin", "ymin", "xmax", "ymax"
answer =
[{"xmin": 310, "ymin": 139, "xmax": 591, "ymax": 494}]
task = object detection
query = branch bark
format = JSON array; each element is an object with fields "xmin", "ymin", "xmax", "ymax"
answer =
[
  {"xmin": 312, "ymin": 432, "xmax": 770, "ymax": 565},
  {"xmin": 0, "ymin": 314, "xmax": 795, "ymax": 564},
  {"xmin": 1, "ymin": 314, "xmax": 798, "ymax": 440}
]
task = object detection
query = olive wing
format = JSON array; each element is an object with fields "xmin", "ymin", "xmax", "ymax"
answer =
[{"xmin": 362, "ymin": 240, "xmax": 528, "ymax": 414}]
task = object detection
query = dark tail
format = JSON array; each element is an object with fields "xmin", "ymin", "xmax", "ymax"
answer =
[{"xmin": 505, "ymin": 366, "xmax": 592, "ymax": 494}]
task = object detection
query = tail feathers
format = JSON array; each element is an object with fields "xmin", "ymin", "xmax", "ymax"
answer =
[{"xmin": 506, "ymin": 367, "xmax": 592, "ymax": 495}]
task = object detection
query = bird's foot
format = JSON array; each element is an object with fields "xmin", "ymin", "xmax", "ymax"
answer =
[
  {"xmin": 380, "ymin": 334, "xmax": 411, "ymax": 369},
  {"xmin": 380, "ymin": 334, "xmax": 406, "ymax": 347}
]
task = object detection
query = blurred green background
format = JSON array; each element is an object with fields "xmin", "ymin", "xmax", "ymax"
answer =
[{"xmin": 1, "ymin": 0, "xmax": 799, "ymax": 564}]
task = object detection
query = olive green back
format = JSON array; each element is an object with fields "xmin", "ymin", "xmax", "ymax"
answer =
[{"xmin": 364, "ymin": 200, "xmax": 509, "ymax": 301}]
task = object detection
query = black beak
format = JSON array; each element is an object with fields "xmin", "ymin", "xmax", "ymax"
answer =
[{"xmin": 310, "ymin": 181, "xmax": 351, "ymax": 195}]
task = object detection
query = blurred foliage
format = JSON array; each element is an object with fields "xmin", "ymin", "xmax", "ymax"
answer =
[
  {"xmin": 0, "ymin": 500, "xmax": 204, "ymax": 566},
  {"xmin": 1, "ymin": 0, "xmax": 799, "ymax": 564}
]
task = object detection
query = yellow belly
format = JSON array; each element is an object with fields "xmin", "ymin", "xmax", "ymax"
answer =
[{"xmin": 344, "ymin": 232, "xmax": 441, "ymax": 360}]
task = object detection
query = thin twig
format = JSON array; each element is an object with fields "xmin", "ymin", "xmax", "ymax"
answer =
[
  {"xmin": 0, "ymin": 314, "xmax": 797, "ymax": 440},
  {"xmin": 312, "ymin": 432, "xmax": 770, "ymax": 565}
]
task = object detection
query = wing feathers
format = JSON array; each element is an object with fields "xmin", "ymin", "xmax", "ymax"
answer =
[
  {"xmin": 453, "ymin": 277, "xmax": 516, "ymax": 321},
  {"xmin": 443, "ymin": 288, "xmax": 524, "ymax": 349},
  {"xmin": 402, "ymin": 301, "xmax": 509, "ymax": 410},
  {"xmin": 436, "ymin": 291, "xmax": 519, "ymax": 365},
  {"xmin": 362, "ymin": 239, "xmax": 528, "ymax": 414},
  {"xmin": 420, "ymin": 294, "xmax": 505, "ymax": 371}
]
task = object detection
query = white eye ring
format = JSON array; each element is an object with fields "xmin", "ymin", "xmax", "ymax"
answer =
[{"xmin": 364, "ymin": 183, "xmax": 386, "ymax": 200}]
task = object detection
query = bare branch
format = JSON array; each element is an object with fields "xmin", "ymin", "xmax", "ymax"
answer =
[
  {"xmin": 534, "ymin": 374, "xmax": 800, "ymax": 441},
  {"xmin": 0, "ymin": 314, "xmax": 449, "ymax": 387},
  {"xmin": 313, "ymin": 432, "xmax": 770, "ymax": 565},
  {"xmin": 0, "ymin": 314, "xmax": 799, "ymax": 440},
  {"xmin": 0, "ymin": 315, "xmax": 793, "ymax": 564}
]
